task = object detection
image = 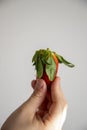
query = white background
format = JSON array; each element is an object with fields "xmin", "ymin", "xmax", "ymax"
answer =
[{"xmin": 0, "ymin": 0, "xmax": 87, "ymax": 130}]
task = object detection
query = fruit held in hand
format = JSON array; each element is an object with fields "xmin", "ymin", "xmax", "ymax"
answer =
[{"xmin": 32, "ymin": 48, "xmax": 74, "ymax": 86}]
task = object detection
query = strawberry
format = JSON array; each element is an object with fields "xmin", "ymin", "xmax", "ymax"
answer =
[{"xmin": 32, "ymin": 48, "xmax": 74, "ymax": 86}]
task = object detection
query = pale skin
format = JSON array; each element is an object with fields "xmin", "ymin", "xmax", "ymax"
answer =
[{"xmin": 1, "ymin": 77, "xmax": 68, "ymax": 130}]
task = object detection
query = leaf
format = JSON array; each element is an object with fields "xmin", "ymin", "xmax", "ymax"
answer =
[
  {"xmin": 36, "ymin": 58, "xmax": 43, "ymax": 78},
  {"xmin": 32, "ymin": 51, "xmax": 38, "ymax": 62},
  {"xmin": 33, "ymin": 62, "xmax": 36, "ymax": 66},
  {"xmin": 56, "ymin": 54, "xmax": 75, "ymax": 67},
  {"xmin": 56, "ymin": 54, "xmax": 63, "ymax": 63},
  {"xmin": 46, "ymin": 56, "xmax": 56, "ymax": 81},
  {"xmin": 61, "ymin": 56, "xmax": 75, "ymax": 67},
  {"xmin": 41, "ymin": 51, "xmax": 50, "ymax": 64}
]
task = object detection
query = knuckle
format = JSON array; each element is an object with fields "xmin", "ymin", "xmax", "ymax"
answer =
[{"xmin": 32, "ymin": 89, "xmax": 42, "ymax": 98}]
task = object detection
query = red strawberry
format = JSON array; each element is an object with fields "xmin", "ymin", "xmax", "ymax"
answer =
[{"xmin": 32, "ymin": 48, "xmax": 74, "ymax": 86}]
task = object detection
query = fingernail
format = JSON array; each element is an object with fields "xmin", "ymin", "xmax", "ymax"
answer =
[{"xmin": 35, "ymin": 79, "xmax": 43, "ymax": 90}]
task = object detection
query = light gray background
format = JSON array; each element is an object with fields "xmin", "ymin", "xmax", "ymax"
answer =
[{"xmin": 0, "ymin": 0, "xmax": 87, "ymax": 130}]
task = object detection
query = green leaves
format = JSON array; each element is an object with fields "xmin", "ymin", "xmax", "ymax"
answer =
[
  {"xmin": 56, "ymin": 53, "xmax": 75, "ymax": 67},
  {"xmin": 32, "ymin": 48, "xmax": 75, "ymax": 81},
  {"xmin": 46, "ymin": 56, "xmax": 56, "ymax": 81},
  {"xmin": 32, "ymin": 50, "xmax": 43, "ymax": 78},
  {"xmin": 36, "ymin": 58, "xmax": 43, "ymax": 78},
  {"xmin": 32, "ymin": 49, "xmax": 57, "ymax": 80},
  {"xmin": 32, "ymin": 50, "xmax": 39, "ymax": 63}
]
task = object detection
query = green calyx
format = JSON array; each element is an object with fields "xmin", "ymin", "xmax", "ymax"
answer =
[
  {"xmin": 32, "ymin": 48, "xmax": 75, "ymax": 81},
  {"xmin": 55, "ymin": 53, "xmax": 75, "ymax": 68}
]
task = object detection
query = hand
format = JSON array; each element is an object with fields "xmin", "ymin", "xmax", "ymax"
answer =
[{"xmin": 1, "ymin": 77, "xmax": 67, "ymax": 130}]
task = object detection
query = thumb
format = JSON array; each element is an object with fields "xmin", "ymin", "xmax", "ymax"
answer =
[{"xmin": 28, "ymin": 79, "xmax": 47, "ymax": 115}]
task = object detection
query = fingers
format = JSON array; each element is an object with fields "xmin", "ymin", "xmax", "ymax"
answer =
[
  {"xmin": 31, "ymin": 79, "xmax": 52, "ymax": 113},
  {"xmin": 31, "ymin": 77, "xmax": 68, "ymax": 129},
  {"xmin": 51, "ymin": 77, "xmax": 67, "ymax": 111},
  {"xmin": 27, "ymin": 79, "xmax": 47, "ymax": 118},
  {"xmin": 43, "ymin": 77, "xmax": 68, "ymax": 125}
]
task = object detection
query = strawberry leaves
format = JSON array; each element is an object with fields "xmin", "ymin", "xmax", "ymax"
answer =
[
  {"xmin": 55, "ymin": 53, "xmax": 75, "ymax": 67},
  {"xmin": 36, "ymin": 57, "xmax": 43, "ymax": 78},
  {"xmin": 32, "ymin": 49, "xmax": 57, "ymax": 80},
  {"xmin": 46, "ymin": 56, "xmax": 56, "ymax": 81},
  {"xmin": 32, "ymin": 48, "xmax": 75, "ymax": 83},
  {"xmin": 32, "ymin": 50, "xmax": 43, "ymax": 78}
]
